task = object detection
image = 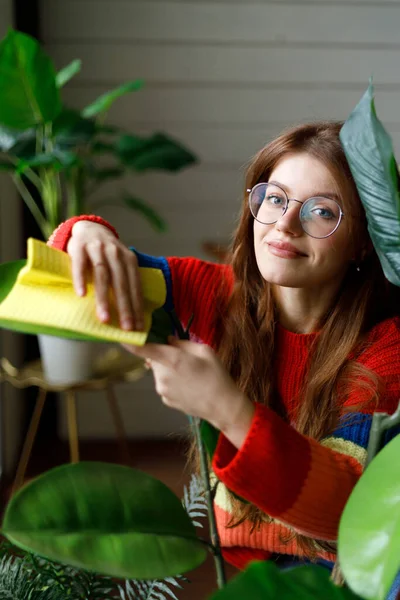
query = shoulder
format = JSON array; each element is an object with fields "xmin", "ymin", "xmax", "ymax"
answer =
[
  {"xmin": 357, "ymin": 316, "xmax": 400, "ymax": 374},
  {"xmin": 346, "ymin": 316, "xmax": 400, "ymax": 414}
]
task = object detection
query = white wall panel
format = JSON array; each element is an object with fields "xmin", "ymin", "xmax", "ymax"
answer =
[
  {"xmin": 41, "ymin": 1, "xmax": 400, "ymax": 46},
  {"xmin": 62, "ymin": 86, "xmax": 400, "ymax": 128},
  {"xmin": 47, "ymin": 44, "xmax": 400, "ymax": 86}
]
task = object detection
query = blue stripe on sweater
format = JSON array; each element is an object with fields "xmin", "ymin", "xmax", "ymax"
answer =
[
  {"xmin": 129, "ymin": 248, "xmax": 174, "ymax": 312},
  {"xmin": 333, "ymin": 412, "xmax": 399, "ymax": 449}
]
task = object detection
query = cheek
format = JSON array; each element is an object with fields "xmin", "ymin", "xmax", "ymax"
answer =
[{"xmin": 316, "ymin": 232, "xmax": 354, "ymax": 270}]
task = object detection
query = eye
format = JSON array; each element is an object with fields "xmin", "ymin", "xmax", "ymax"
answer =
[
  {"xmin": 311, "ymin": 206, "xmax": 336, "ymax": 219},
  {"xmin": 266, "ymin": 194, "xmax": 285, "ymax": 206}
]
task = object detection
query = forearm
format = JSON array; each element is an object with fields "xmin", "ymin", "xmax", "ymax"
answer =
[{"xmin": 212, "ymin": 403, "xmax": 364, "ymax": 541}]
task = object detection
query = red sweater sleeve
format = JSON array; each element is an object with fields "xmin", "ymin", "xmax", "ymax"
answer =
[
  {"xmin": 47, "ymin": 215, "xmax": 119, "ymax": 251},
  {"xmin": 212, "ymin": 317, "xmax": 400, "ymax": 541}
]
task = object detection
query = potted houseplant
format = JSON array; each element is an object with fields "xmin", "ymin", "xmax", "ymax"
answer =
[{"xmin": 0, "ymin": 29, "xmax": 197, "ymax": 383}]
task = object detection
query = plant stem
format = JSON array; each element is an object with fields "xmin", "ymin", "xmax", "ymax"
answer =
[
  {"xmin": 12, "ymin": 174, "xmax": 48, "ymax": 239},
  {"xmin": 366, "ymin": 399, "xmax": 400, "ymax": 466},
  {"xmin": 192, "ymin": 417, "xmax": 226, "ymax": 588}
]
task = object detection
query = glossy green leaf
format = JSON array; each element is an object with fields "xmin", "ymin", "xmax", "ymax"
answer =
[
  {"xmin": 122, "ymin": 193, "xmax": 167, "ymax": 232},
  {"xmin": 340, "ymin": 82, "xmax": 400, "ymax": 287},
  {"xmin": 82, "ymin": 80, "xmax": 144, "ymax": 118},
  {"xmin": 118, "ymin": 133, "xmax": 197, "ymax": 173},
  {"xmin": 339, "ymin": 434, "xmax": 400, "ymax": 600},
  {"xmin": 0, "ymin": 29, "xmax": 61, "ymax": 129},
  {"xmin": 56, "ymin": 59, "xmax": 81, "ymax": 88},
  {"xmin": 210, "ymin": 562, "xmax": 362, "ymax": 600},
  {"xmin": 2, "ymin": 462, "xmax": 207, "ymax": 580}
]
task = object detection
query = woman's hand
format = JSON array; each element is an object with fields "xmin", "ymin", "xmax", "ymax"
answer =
[
  {"xmin": 67, "ymin": 221, "xmax": 144, "ymax": 330},
  {"xmin": 125, "ymin": 338, "xmax": 255, "ymax": 449}
]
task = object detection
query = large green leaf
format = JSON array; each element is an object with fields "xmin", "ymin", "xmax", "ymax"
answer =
[
  {"xmin": 339, "ymin": 82, "xmax": 400, "ymax": 287},
  {"xmin": 118, "ymin": 133, "xmax": 197, "ymax": 172},
  {"xmin": 56, "ymin": 59, "xmax": 81, "ymax": 88},
  {"xmin": 0, "ymin": 29, "xmax": 61, "ymax": 129},
  {"xmin": 2, "ymin": 462, "xmax": 207, "ymax": 580},
  {"xmin": 211, "ymin": 562, "xmax": 362, "ymax": 599},
  {"xmin": 339, "ymin": 434, "xmax": 400, "ymax": 600},
  {"xmin": 82, "ymin": 80, "xmax": 144, "ymax": 118}
]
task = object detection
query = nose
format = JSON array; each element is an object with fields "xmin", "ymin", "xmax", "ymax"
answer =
[{"xmin": 275, "ymin": 199, "xmax": 303, "ymax": 236}]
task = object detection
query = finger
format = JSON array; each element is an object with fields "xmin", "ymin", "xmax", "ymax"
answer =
[
  {"xmin": 104, "ymin": 245, "xmax": 136, "ymax": 331},
  {"xmin": 125, "ymin": 250, "xmax": 144, "ymax": 331},
  {"xmin": 85, "ymin": 241, "xmax": 111, "ymax": 322},
  {"xmin": 69, "ymin": 242, "xmax": 89, "ymax": 297},
  {"xmin": 129, "ymin": 343, "xmax": 180, "ymax": 366}
]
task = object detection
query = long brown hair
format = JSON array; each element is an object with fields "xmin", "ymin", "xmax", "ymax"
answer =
[{"xmin": 190, "ymin": 122, "xmax": 398, "ymax": 558}]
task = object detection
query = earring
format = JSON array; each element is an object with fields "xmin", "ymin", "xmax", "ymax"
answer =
[{"xmin": 356, "ymin": 265, "xmax": 361, "ymax": 272}]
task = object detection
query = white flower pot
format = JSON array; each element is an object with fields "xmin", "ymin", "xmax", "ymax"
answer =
[{"xmin": 37, "ymin": 334, "xmax": 103, "ymax": 386}]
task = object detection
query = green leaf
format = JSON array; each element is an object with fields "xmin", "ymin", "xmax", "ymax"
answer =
[
  {"xmin": 2, "ymin": 462, "xmax": 207, "ymax": 580},
  {"xmin": 200, "ymin": 420, "xmax": 219, "ymax": 460},
  {"xmin": 53, "ymin": 108, "xmax": 97, "ymax": 148},
  {"xmin": 122, "ymin": 193, "xmax": 167, "ymax": 232},
  {"xmin": 0, "ymin": 125, "xmax": 36, "ymax": 158},
  {"xmin": 0, "ymin": 125, "xmax": 32, "ymax": 153},
  {"xmin": 210, "ymin": 562, "xmax": 362, "ymax": 600},
  {"xmin": 147, "ymin": 308, "xmax": 173, "ymax": 344},
  {"xmin": 118, "ymin": 133, "xmax": 197, "ymax": 173},
  {"xmin": 0, "ymin": 553, "xmax": 68, "ymax": 600},
  {"xmin": 0, "ymin": 29, "xmax": 62, "ymax": 129},
  {"xmin": 82, "ymin": 80, "xmax": 144, "ymax": 118},
  {"xmin": 17, "ymin": 150, "xmax": 78, "ymax": 173},
  {"xmin": 338, "ymin": 434, "xmax": 400, "ymax": 600},
  {"xmin": 56, "ymin": 59, "xmax": 81, "ymax": 88},
  {"xmin": 339, "ymin": 82, "xmax": 400, "ymax": 286}
]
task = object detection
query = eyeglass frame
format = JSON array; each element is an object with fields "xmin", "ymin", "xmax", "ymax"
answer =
[{"xmin": 247, "ymin": 181, "xmax": 346, "ymax": 239}]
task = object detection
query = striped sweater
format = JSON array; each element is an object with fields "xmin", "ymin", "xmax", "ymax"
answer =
[{"xmin": 49, "ymin": 216, "xmax": 400, "ymax": 572}]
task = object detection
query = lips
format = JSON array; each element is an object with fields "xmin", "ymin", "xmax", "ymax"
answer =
[{"xmin": 267, "ymin": 240, "xmax": 307, "ymax": 256}]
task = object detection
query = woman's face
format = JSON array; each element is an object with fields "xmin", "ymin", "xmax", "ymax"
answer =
[{"xmin": 253, "ymin": 152, "xmax": 356, "ymax": 289}]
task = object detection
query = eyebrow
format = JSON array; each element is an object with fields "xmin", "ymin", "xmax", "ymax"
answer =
[{"xmin": 269, "ymin": 180, "xmax": 341, "ymax": 202}]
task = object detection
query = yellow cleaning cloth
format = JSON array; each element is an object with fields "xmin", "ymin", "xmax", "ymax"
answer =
[{"xmin": 0, "ymin": 238, "xmax": 166, "ymax": 345}]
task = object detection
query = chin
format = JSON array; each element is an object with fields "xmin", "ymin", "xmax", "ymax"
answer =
[{"xmin": 258, "ymin": 267, "xmax": 305, "ymax": 287}]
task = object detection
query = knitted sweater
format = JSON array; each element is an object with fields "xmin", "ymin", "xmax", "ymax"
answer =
[{"xmin": 49, "ymin": 216, "xmax": 400, "ymax": 572}]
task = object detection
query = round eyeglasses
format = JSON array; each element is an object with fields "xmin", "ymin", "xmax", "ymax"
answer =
[{"xmin": 247, "ymin": 182, "xmax": 345, "ymax": 239}]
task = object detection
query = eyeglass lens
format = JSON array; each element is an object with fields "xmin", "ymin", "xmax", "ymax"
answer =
[{"xmin": 249, "ymin": 183, "xmax": 341, "ymax": 239}]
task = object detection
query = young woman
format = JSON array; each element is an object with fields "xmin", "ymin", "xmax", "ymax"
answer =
[{"xmin": 48, "ymin": 122, "xmax": 400, "ymax": 575}]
